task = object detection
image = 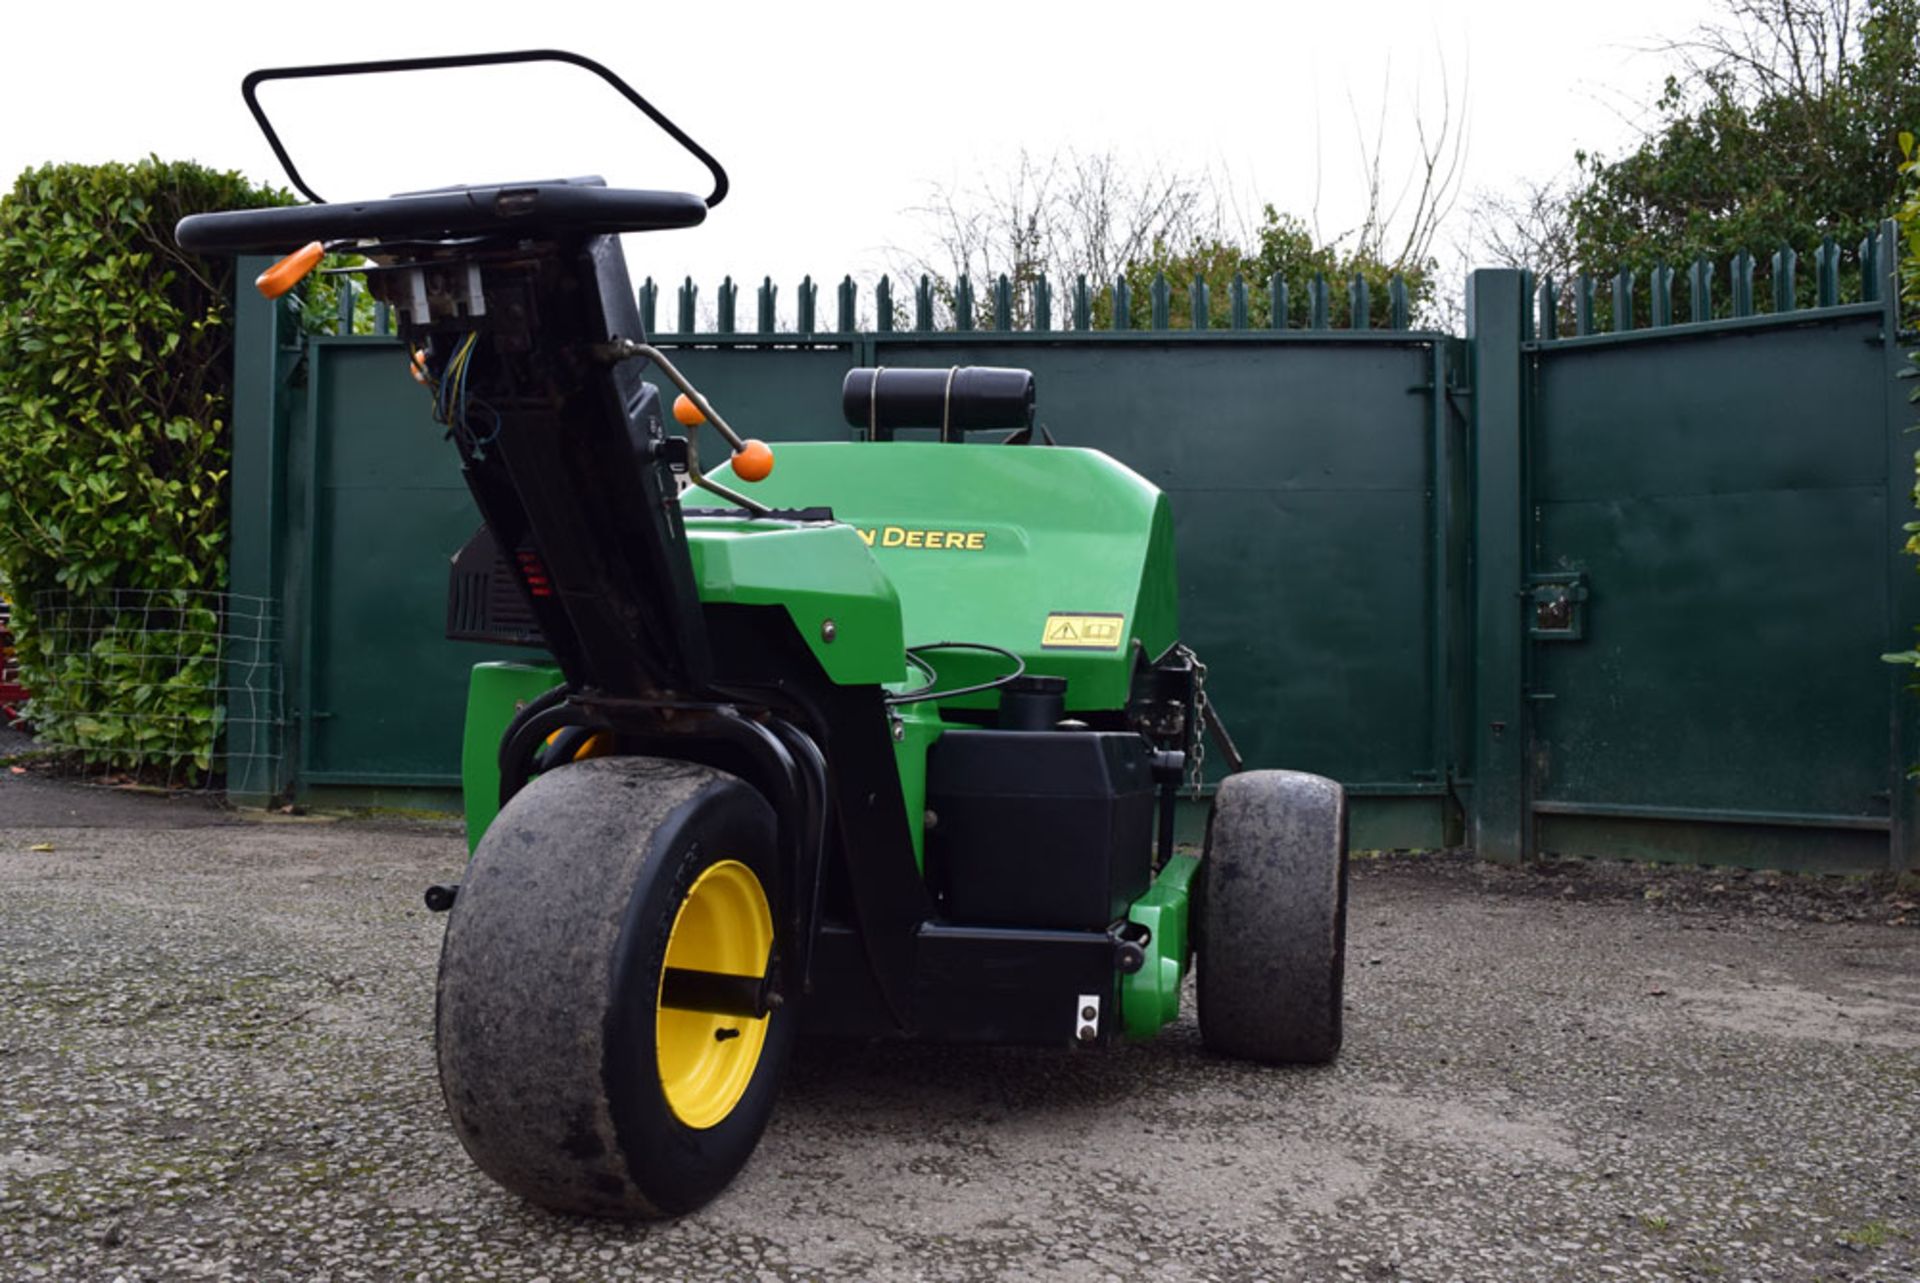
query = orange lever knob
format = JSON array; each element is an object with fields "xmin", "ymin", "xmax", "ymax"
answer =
[
  {"xmin": 672, "ymin": 393, "xmax": 706, "ymax": 427},
  {"xmin": 732, "ymin": 439, "xmax": 774, "ymax": 482},
  {"xmin": 255, "ymin": 241, "xmax": 325, "ymax": 299}
]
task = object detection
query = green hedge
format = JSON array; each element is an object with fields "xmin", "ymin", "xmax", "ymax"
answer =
[
  {"xmin": 1888, "ymin": 134, "xmax": 1920, "ymax": 695},
  {"xmin": 0, "ymin": 158, "xmax": 289, "ymax": 770}
]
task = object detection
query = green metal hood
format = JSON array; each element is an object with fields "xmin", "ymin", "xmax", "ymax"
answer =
[{"xmin": 718, "ymin": 442, "xmax": 1179, "ymax": 711}]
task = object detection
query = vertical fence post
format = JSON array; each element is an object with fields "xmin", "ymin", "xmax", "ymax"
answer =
[
  {"xmin": 1878, "ymin": 217, "xmax": 1919, "ymax": 871},
  {"xmin": 994, "ymin": 275, "xmax": 1013, "ymax": 330},
  {"xmin": 1269, "ymin": 274, "xmax": 1289, "ymax": 330},
  {"xmin": 837, "ymin": 276, "xmax": 857, "ymax": 333},
  {"xmin": 1150, "ymin": 272, "xmax": 1170, "ymax": 330},
  {"xmin": 1611, "ymin": 268, "xmax": 1635, "ymax": 333},
  {"xmin": 954, "ymin": 275, "xmax": 974, "ymax": 332},
  {"xmin": 638, "ymin": 278, "xmax": 658, "ymax": 335},
  {"xmin": 1816, "ymin": 236, "xmax": 1840, "ymax": 307},
  {"xmin": 1575, "ymin": 273, "xmax": 1594, "ymax": 336},
  {"xmin": 1190, "ymin": 278, "xmax": 1210, "ymax": 330},
  {"xmin": 1348, "ymin": 274, "xmax": 1371, "ymax": 331},
  {"xmin": 677, "ymin": 277, "xmax": 697, "ymax": 334},
  {"xmin": 1860, "ymin": 233, "xmax": 1880, "ymax": 304},
  {"xmin": 1230, "ymin": 273, "xmax": 1249, "ymax": 330},
  {"xmin": 1032, "ymin": 277, "xmax": 1051, "ymax": 332},
  {"xmin": 875, "ymin": 276, "xmax": 894, "ymax": 332},
  {"xmin": 717, "ymin": 276, "xmax": 737, "ymax": 334},
  {"xmin": 915, "ymin": 276, "xmax": 934, "ymax": 332},
  {"xmin": 1731, "ymin": 252, "xmax": 1754, "ymax": 318},
  {"xmin": 228, "ymin": 258, "xmax": 294, "ymax": 805},
  {"xmin": 1537, "ymin": 275, "xmax": 1558, "ymax": 341},
  {"xmin": 1772, "ymin": 244, "xmax": 1798, "ymax": 313},
  {"xmin": 757, "ymin": 277, "xmax": 778, "ymax": 333},
  {"xmin": 336, "ymin": 275, "xmax": 356, "ymax": 335},
  {"xmin": 1467, "ymin": 267, "xmax": 1530, "ymax": 864},
  {"xmin": 1072, "ymin": 275, "xmax": 1090, "ymax": 331},
  {"xmin": 796, "ymin": 276, "xmax": 816, "ymax": 336},
  {"xmin": 1389, "ymin": 275, "xmax": 1410, "ymax": 330},
  {"xmin": 1309, "ymin": 274, "xmax": 1330, "ymax": 330},
  {"xmin": 1650, "ymin": 263, "xmax": 1673, "ymax": 327},
  {"xmin": 1688, "ymin": 256, "xmax": 1713, "ymax": 323},
  {"xmin": 1112, "ymin": 277, "xmax": 1131, "ymax": 331}
]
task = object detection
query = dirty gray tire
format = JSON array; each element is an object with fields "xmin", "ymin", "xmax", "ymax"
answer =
[
  {"xmin": 435, "ymin": 755, "xmax": 791, "ymax": 1219},
  {"xmin": 1196, "ymin": 770, "xmax": 1348, "ymax": 1064}
]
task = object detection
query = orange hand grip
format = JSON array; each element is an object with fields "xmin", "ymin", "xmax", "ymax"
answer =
[
  {"xmin": 732, "ymin": 439, "xmax": 774, "ymax": 482},
  {"xmin": 672, "ymin": 393, "xmax": 706, "ymax": 427},
  {"xmin": 255, "ymin": 241, "xmax": 325, "ymax": 299}
]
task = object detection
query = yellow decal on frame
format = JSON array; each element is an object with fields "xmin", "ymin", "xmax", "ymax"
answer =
[{"xmin": 1041, "ymin": 612, "xmax": 1126, "ymax": 651}]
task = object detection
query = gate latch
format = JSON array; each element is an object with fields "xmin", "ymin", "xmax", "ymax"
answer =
[{"xmin": 1527, "ymin": 572, "xmax": 1589, "ymax": 641}]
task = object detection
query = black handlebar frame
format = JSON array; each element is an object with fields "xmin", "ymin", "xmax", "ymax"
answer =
[{"xmin": 241, "ymin": 48, "xmax": 730, "ymax": 208}]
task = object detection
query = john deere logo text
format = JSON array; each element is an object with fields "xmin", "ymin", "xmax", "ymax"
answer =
[
  {"xmin": 856, "ymin": 526, "xmax": 987, "ymax": 551},
  {"xmin": 1042, "ymin": 612, "xmax": 1126, "ymax": 650}
]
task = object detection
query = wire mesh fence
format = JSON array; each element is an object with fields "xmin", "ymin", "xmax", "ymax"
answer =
[
  {"xmin": 0, "ymin": 592, "xmax": 28, "ymax": 731},
  {"xmin": 11, "ymin": 589, "xmax": 282, "ymax": 789}
]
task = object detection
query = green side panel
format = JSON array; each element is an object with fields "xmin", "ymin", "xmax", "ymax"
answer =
[
  {"xmin": 1527, "ymin": 314, "xmax": 1892, "ymax": 842},
  {"xmin": 1121, "ymin": 854, "xmax": 1199, "ymax": 1040},
  {"xmin": 461, "ymin": 660, "xmax": 562, "ymax": 852},
  {"xmin": 686, "ymin": 520, "xmax": 906, "ymax": 686},
  {"xmin": 721, "ymin": 441, "xmax": 1177, "ymax": 713}
]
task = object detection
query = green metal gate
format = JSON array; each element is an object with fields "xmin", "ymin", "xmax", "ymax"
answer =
[{"xmin": 1466, "ymin": 224, "xmax": 1916, "ymax": 870}]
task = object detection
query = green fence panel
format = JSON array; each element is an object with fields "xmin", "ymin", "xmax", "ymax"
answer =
[{"xmin": 297, "ymin": 341, "xmax": 477, "ymax": 790}]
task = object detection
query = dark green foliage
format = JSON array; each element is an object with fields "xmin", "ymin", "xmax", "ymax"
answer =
[
  {"xmin": 0, "ymin": 158, "xmax": 289, "ymax": 770},
  {"xmin": 1570, "ymin": 0, "xmax": 1919, "ymax": 297},
  {"xmin": 1901, "ymin": 133, "xmax": 1920, "ymax": 326},
  {"xmin": 1105, "ymin": 208, "xmax": 1430, "ymax": 331},
  {"xmin": 1888, "ymin": 135, "xmax": 1920, "ymax": 682}
]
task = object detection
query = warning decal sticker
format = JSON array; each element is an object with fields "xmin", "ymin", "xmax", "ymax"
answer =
[{"xmin": 1041, "ymin": 612, "xmax": 1127, "ymax": 651}]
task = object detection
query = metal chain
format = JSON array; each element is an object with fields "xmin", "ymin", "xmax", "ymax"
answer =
[{"xmin": 1179, "ymin": 643, "xmax": 1208, "ymax": 797}]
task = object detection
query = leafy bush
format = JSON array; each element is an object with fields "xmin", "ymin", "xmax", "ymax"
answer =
[
  {"xmin": 0, "ymin": 158, "xmax": 289, "ymax": 771},
  {"xmin": 1884, "ymin": 133, "xmax": 1920, "ymax": 695},
  {"xmin": 1902, "ymin": 133, "xmax": 1920, "ymax": 325}
]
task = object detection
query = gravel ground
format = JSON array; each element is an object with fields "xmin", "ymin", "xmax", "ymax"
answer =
[{"xmin": 0, "ymin": 782, "xmax": 1916, "ymax": 1282}]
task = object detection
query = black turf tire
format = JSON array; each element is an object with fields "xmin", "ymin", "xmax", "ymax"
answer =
[
  {"xmin": 435, "ymin": 755, "xmax": 792, "ymax": 1219},
  {"xmin": 1195, "ymin": 770, "xmax": 1348, "ymax": 1064}
]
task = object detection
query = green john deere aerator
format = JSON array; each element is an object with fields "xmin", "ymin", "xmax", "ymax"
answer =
[{"xmin": 179, "ymin": 50, "xmax": 1348, "ymax": 1219}]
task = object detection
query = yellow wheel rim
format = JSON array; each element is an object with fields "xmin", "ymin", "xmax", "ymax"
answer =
[
  {"xmin": 655, "ymin": 859, "xmax": 774, "ymax": 1129},
  {"xmin": 540, "ymin": 729, "xmax": 612, "ymax": 761}
]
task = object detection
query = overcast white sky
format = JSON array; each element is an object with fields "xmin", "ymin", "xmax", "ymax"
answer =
[{"xmin": 3, "ymin": 0, "xmax": 1721, "ymax": 320}]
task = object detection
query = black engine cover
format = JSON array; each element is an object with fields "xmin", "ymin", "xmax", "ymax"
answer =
[{"xmin": 925, "ymin": 730, "xmax": 1155, "ymax": 929}]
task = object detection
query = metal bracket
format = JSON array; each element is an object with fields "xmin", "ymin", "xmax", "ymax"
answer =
[
  {"xmin": 1527, "ymin": 571, "xmax": 1589, "ymax": 641},
  {"xmin": 1074, "ymin": 992, "xmax": 1101, "ymax": 1044}
]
